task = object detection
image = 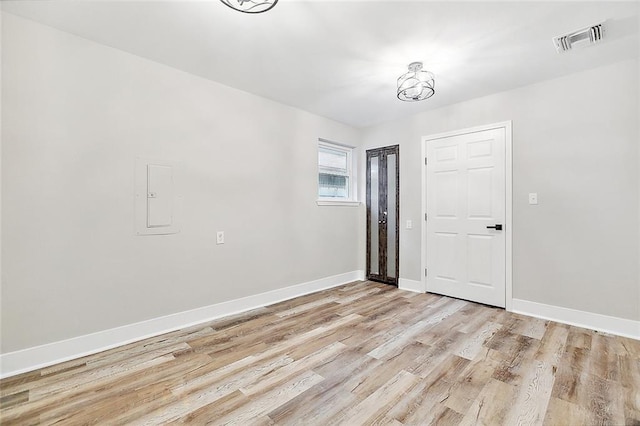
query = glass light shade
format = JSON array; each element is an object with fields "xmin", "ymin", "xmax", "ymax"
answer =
[
  {"xmin": 397, "ymin": 62, "xmax": 435, "ymax": 102},
  {"xmin": 219, "ymin": 0, "xmax": 278, "ymax": 13}
]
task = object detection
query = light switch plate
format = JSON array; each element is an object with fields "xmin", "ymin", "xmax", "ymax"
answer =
[
  {"xmin": 216, "ymin": 231, "xmax": 224, "ymax": 244},
  {"xmin": 406, "ymin": 220, "xmax": 413, "ymax": 229},
  {"xmin": 529, "ymin": 193, "xmax": 538, "ymax": 205}
]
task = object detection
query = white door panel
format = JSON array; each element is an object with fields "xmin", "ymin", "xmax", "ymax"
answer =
[{"xmin": 425, "ymin": 128, "xmax": 506, "ymax": 308}]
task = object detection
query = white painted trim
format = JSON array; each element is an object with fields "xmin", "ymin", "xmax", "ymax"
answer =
[
  {"xmin": 421, "ymin": 121, "xmax": 513, "ymax": 143},
  {"xmin": 0, "ymin": 270, "xmax": 364, "ymax": 379},
  {"xmin": 421, "ymin": 131, "xmax": 428, "ymax": 300},
  {"xmin": 421, "ymin": 121, "xmax": 513, "ymax": 310},
  {"xmin": 504, "ymin": 122, "xmax": 513, "ymax": 311},
  {"xmin": 512, "ymin": 299, "xmax": 640, "ymax": 340},
  {"xmin": 398, "ymin": 278, "xmax": 424, "ymax": 293},
  {"xmin": 318, "ymin": 137, "xmax": 356, "ymax": 150},
  {"xmin": 316, "ymin": 200, "xmax": 360, "ymax": 207}
]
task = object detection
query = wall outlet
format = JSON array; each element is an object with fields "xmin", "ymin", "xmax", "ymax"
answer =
[
  {"xmin": 528, "ymin": 193, "xmax": 538, "ymax": 205},
  {"xmin": 216, "ymin": 231, "xmax": 224, "ymax": 244}
]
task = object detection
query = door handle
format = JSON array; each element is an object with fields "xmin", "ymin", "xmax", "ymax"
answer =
[
  {"xmin": 380, "ymin": 211, "xmax": 388, "ymax": 225},
  {"xmin": 486, "ymin": 224, "xmax": 503, "ymax": 230}
]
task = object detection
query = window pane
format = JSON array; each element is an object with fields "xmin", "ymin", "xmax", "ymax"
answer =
[
  {"xmin": 386, "ymin": 154, "xmax": 396, "ymax": 278},
  {"xmin": 319, "ymin": 173, "xmax": 349, "ymax": 198},
  {"xmin": 370, "ymin": 156, "xmax": 379, "ymax": 274},
  {"xmin": 319, "ymin": 147, "xmax": 348, "ymax": 171}
]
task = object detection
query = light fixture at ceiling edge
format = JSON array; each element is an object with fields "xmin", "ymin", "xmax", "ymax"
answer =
[
  {"xmin": 219, "ymin": 0, "xmax": 278, "ymax": 13},
  {"xmin": 397, "ymin": 62, "xmax": 435, "ymax": 102}
]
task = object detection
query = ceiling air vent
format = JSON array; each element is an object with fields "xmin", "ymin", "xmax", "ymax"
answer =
[{"xmin": 553, "ymin": 22, "xmax": 605, "ymax": 53}]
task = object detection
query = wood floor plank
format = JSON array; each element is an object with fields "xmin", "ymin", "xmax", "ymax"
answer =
[
  {"xmin": 619, "ymin": 354, "xmax": 640, "ymax": 423},
  {"xmin": 491, "ymin": 333, "xmax": 541, "ymax": 385},
  {"xmin": 388, "ymin": 354, "xmax": 470, "ymax": 424},
  {"xmin": 589, "ymin": 331, "xmax": 621, "ymax": 381},
  {"xmin": 410, "ymin": 329, "xmax": 476, "ymax": 379},
  {"xmin": 511, "ymin": 315, "xmax": 549, "ymax": 340},
  {"xmin": 211, "ymin": 370, "xmax": 325, "ymax": 426},
  {"xmin": 565, "ymin": 327, "xmax": 592, "ymax": 350},
  {"xmin": 31, "ymin": 345, "xmax": 187, "ymax": 400},
  {"xmin": 1, "ymin": 340, "xmax": 190, "ymax": 400},
  {"xmin": 267, "ymin": 352, "xmax": 370, "ymax": 424},
  {"xmin": 543, "ymin": 397, "xmax": 590, "ymax": 426},
  {"xmin": 1, "ymin": 280, "xmax": 638, "ymax": 425},
  {"xmin": 458, "ymin": 378, "xmax": 516, "ymax": 426},
  {"xmin": 349, "ymin": 341, "xmax": 429, "ymax": 398},
  {"xmin": 0, "ymin": 390, "xmax": 28, "ymax": 410},
  {"xmin": 240, "ymin": 342, "xmax": 346, "ymax": 397},
  {"xmin": 368, "ymin": 298, "xmax": 466, "ymax": 359},
  {"xmin": 0, "ymin": 353, "xmax": 177, "ymax": 424},
  {"xmin": 337, "ymin": 370, "xmax": 420, "ymax": 425},
  {"xmin": 455, "ymin": 304, "xmax": 501, "ymax": 334},
  {"xmin": 0, "ymin": 371, "xmax": 41, "ymax": 396},
  {"xmin": 534, "ymin": 321, "xmax": 569, "ymax": 367},
  {"xmin": 130, "ymin": 359, "xmax": 304, "ymax": 424},
  {"xmin": 442, "ymin": 348, "xmax": 504, "ymax": 415},
  {"xmin": 169, "ymin": 389, "xmax": 250, "ymax": 424},
  {"xmin": 275, "ymin": 297, "xmax": 339, "ymax": 318},
  {"xmin": 337, "ymin": 292, "xmax": 409, "ymax": 320},
  {"xmin": 43, "ymin": 353, "xmax": 214, "ymax": 425},
  {"xmin": 503, "ymin": 359, "xmax": 555, "ymax": 426},
  {"xmin": 580, "ymin": 373, "xmax": 625, "ymax": 425},
  {"xmin": 454, "ymin": 321, "xmax": 502, "ymax": 360}
]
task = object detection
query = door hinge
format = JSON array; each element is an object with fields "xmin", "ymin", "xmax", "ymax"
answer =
[
  {"xmin": 425, "ymin": 268, "xmax": 427, "ymax": 277},
  {"xmin": 425, "ymin": 213, "xmax": 427, "ymax": 221},
  {"xmin": 424, "ymin": 157, "xmax": 428, "ymax": 165}
]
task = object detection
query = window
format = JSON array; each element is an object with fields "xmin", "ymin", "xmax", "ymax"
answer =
[{"xmin": 317, "ymin": 139, "xmax": 358, "ymax": 206}]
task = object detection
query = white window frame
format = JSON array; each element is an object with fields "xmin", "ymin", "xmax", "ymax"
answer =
[{"xmin": 317, "ymin": 139, "xmax": 359, "ymax": 206}]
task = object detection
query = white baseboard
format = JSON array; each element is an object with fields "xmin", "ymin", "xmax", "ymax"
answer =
[
  {"xmin": 512, "ymin": 299, "xmax": 640, "ymax": 340},
  {"xmin": 398, "ymin": 278, "xmax": 424, "ymax": 293},
  {"xmin": 0, "ymin": 270, "xmax": 364, "ymax": 379}
]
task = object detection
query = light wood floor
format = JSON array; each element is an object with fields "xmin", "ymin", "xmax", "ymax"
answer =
[{"xmin": 1, "ymin": 281, "xmax": 639, "ymax": 425}]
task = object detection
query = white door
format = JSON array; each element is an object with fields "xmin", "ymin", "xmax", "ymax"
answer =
[{"xmin": 424, "ymin": 127, "xmax": 506, "ymax": 308}]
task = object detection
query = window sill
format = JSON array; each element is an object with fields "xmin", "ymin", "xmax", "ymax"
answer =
[{"xmin": 316, "ymin": 200, "xmax": 361, "ymax": 207}]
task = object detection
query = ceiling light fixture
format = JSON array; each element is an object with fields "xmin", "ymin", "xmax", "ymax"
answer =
[
  {"xmin": 397, "ymin": 62, "xmax": 435, "ymax": 102},
  {"xmin": 219, "ymin": 0, "xmax": 278, "ymax": 13}
]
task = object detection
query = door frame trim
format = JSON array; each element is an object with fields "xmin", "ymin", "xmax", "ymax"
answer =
[{"xmin": 420, "ymin": 121, "xmax": 513, "ymax": 311}]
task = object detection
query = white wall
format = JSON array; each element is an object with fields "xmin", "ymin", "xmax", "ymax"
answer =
[
  {"xmin": 0, "ymin": 13, "xmax": 3, "ymax": 336},
  {"xmin": 0, "ymin": 13, "xmax": 361, "ymax": 353},
  {"xmin": 361, "ymin": 58, "xmax": 640, "ymax": 322}
]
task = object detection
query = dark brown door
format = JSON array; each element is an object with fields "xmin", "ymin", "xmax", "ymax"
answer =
[{"xmin": 366, "ymin": 145, "xmax": 399, "ymax": 285}]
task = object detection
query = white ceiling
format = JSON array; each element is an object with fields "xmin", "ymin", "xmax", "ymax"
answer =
[{"xmin": 2, "ymin": 1, "xmax": 638, "ymax": 128}]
